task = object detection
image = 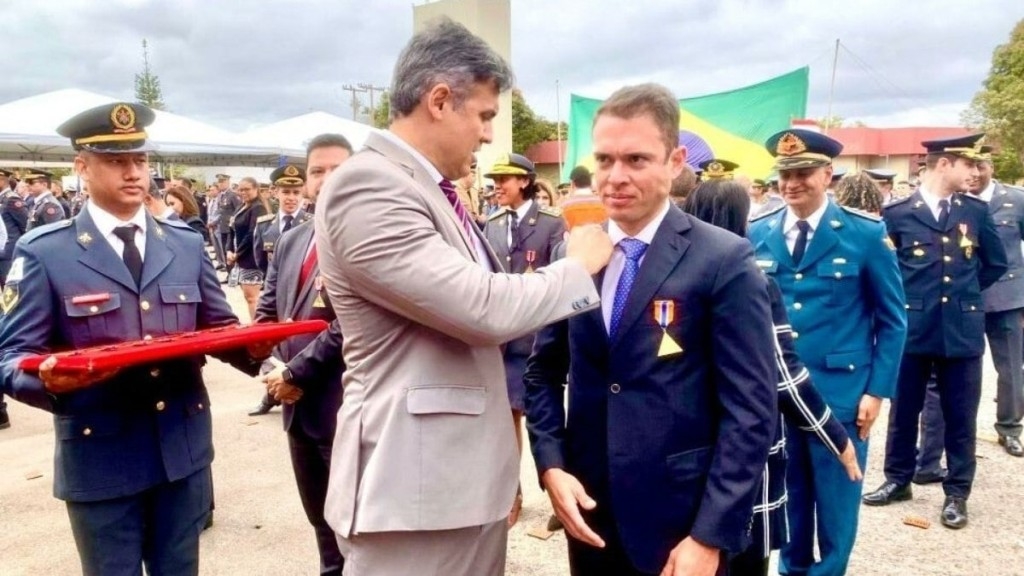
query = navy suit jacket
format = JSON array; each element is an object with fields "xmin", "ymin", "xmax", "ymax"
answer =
[
  {"xmin": 525, "ymin": 206, "xmax": 776, "ymax": 572},
  {"xmin": 0, "ymin": 210, "xmax": 257, "ymax": 502},
  {"xmin": 254, "ymin": 221, "xmax": 343, "ymax": 443},
  {"xmin": 979, "ymin": 182, "xmax": 1024, "ymax": 313},
  {"xmin": 883, "ymin": 191, "xmax": 1008, "ymax": 357}
]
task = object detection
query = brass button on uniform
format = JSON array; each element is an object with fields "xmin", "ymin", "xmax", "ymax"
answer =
[
  {"xmin": 792, "ymin": 331, "xmax": 799, "ymax": 339},
  {"xmin": 943, "ymin": 276, "xmax": 951, "ymax": 283},
  {"xmin": 834, "ymin": 272, "xmax": 842, "ymax": 279},
  {"xmin": 89, "ymin": 305, "xmax": 99, "ymax": 313},
  {"xmin": 141, "ymin": 300, "xmax": 151, "ymax": 311},
  {"xmin": 970, "ymin": 305, "xmax": 977, "ymax": 311},
  {"xmin": 793, "ymin": 302, "xmax": 803, "ymax": 311},
  {"xmin": 941, "ymin": 296, "xmax": 949, "ymax": 303},
  {"xmin": 143, "ymin": 334, "xmax": 153, "ymax": 341},
  {"xmin": 610, "ymin": 383, "xmax": 621, "ymax": 394},
  {"xmin": 848, "ymin": 364, "xmax": 855, "ymax": 371},
  {"xmin": 795, "ymin": 273, "xmax": 804, "ymax": 281},
  {"xmin": 156, "ymin": 401, "xmax": 166, "ymax": 412},
  {"xmin": 198, "ymin": 403, "xmax": 204, "ymax": 410},
  {"xmin": 150, "ymin": 368, "xmax": 161, "ymax": 378},
  {"xmin": 83, "ymin": 428, "xmax": 92, "ymax": 436},
  {"xmin": 942, "ymin": 236, "xmax": 950, "ymax": 244},
  {"xmin": 943, "ymin": 255, "xmax": 952, "ymax": 263},
  {"xmin": 178, "ymin": 294, "xmax": 187, "ymax": 302}
]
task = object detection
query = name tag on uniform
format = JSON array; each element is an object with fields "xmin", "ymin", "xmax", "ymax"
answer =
[{"xmin": 71, "ymin": 293, "xmax": 111, "ymax": 305}]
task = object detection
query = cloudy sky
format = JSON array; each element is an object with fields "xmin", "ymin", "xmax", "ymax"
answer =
[{"xmin": 4, "ymin": 0, "xmax": 1020, "ymax": 133}]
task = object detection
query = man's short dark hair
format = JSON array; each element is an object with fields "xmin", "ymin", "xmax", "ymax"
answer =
[
  {"xmin": 569, "ymin": 165, "xmax": 592, "ymax": 188},
  {"xmin": 307, "ymin": 133, "xmax": 354, "ymax": 159}
]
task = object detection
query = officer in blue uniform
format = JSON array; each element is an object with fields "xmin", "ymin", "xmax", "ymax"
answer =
[
  {"xmin": 862, "ymin": 134, "xmax": 1008, "ymax": 530},
  {"xmin": 0, "ymin": 102, "xmax": 265, "ymax": 575},
  {"xmin": 748, "ymin": 129, "xmax": 907, "ymax": 576},
  {"xmin": 0, "ymin": 168, "xmax": 28, "ymax": 286},
  {"xmin": 24, "ymin": 169, "xmax": 66, "ymax": 230}
]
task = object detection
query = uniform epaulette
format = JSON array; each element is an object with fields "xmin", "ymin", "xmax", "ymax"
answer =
[
  {"xmin": 487, "ymin": 208, "xmax": 509, "ymax": 221},
  {"xmin": 839, "ymin": 204, "xmax": 882, "ymax": 221},
  {"xmin": 21, "ymin": 219, "xmax": 72, "ymax": 244},
  {"xmin": 958, "ymin": 192, "xmax": 986, "ymax": 205},
  {"xmin": 750, "ymin": 203, "xmax": 785, "ymax": 222},
  {"xmin": 882, "ymin": 195, "xmax": 913, "ymax": 210},
  {"xmin": 256, "ymin": 213, "xmax": 276, "ymax": 224},
  {"xmin": 538, "ymin": 206, "xmax": 563, "ymax": 218}
]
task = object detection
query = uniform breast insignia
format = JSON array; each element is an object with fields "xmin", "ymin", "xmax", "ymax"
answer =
[
  {"xmin": 313, "ymin": 277, "xmax": 326, "ymax": 308},
  {"xmin": 756, "ymin": 259, "xmax": 775, "ymax": 269},
  {"xmin": 913, "ymin": 247, "xmax": 925, "ymax": 257},
  {"xmin": 263, "ymin": 242, "xmax": 275, "ymax": 251},
  {"xmin": 958, "ymin": 223, "xmax": 974, "ymax": 259},
  {"xmin": 654, "ymin": 300, "xmax": 683, "ymax": 357}
]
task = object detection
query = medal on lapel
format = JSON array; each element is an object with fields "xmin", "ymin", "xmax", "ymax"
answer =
[
  {"xmin": 653, "ymin": 300, "xmax": 683, "ymax": 357},
  {"xmin": 313, "ymin": 276, "xmax": 326, "ymax": 308},
  {"xmin": 525, "ymin": 250, "xmax": 537, "ymax": 273},
  {"xmin": 958, "ymin": 223, "xmax": 973, "ymax": 259}
]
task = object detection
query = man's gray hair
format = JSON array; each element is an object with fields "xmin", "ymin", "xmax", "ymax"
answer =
[{"xmin": 389, "ymin": 18, "xmax": 514, "ymax": 120}]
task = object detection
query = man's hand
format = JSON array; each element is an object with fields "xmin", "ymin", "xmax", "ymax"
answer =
[
  {"xmin": 839, "ymin": 438, "xmax": 863, "ymax": 482},
  {"xmin": 262, "ymin": 367, "xmax": 303, "ymax": 404},
  {"xmin": 856, "ymin": 394, "xmax": 883, "ymax": 440},
  {"xmin": 565, "ymin": 224, "xmax": 613, "ymax": 275},
  {"xmin": 541, "ymin": 468, "xmax": 604, "ymax": 548},
  {"xmin": 225, "ymin": 251, "xmax": 236, "ymax": 266},
  {"xmin": 38, "ymin": 355, "xmax": 119, "ymax": 394},
  {"xmin": 660, "ymin": 536, "xmax": 719, "ymax": 576}
]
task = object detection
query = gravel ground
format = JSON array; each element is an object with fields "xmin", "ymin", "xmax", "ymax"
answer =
[{"xmin": 2, "ymin": 288, "xmax": 1023, "ymax": 575}]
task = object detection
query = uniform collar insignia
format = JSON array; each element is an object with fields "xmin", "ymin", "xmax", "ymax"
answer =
[
  {"xmin": 77, "ymin": 232, "xmax": 92, "ymax": 244},
  {"xmin": 829, "ymin": 220, "xmax": 841, "ymax": 229}
]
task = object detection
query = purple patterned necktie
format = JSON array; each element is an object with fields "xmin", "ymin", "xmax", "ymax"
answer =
[
  {"xmin": 439, "ymin": 179, "xmax": 475, "ymax": 239},
  {"xmin": 610, "ymin": 238, "xmax": 648, "ymax": 337}
]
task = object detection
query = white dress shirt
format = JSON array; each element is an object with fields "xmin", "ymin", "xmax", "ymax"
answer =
[
  {"xmin": 917, "ymin": 186, "xmax": 953, "ymax": 221},
  {"xmin": 378, "ymin": 130, "xmax": 493, "ymax": 271},
  {"xmin": 600, "ymin": 199, "xmax": 672, "ymax": 332},
  {"xmin": 506, "ymin": 199, "xmax": 534, "ymax": 247},
  {"xmin": 783, "ymin": 199, "xmax": 829, "ymax": 255},
  {"xmin": 87, "ymin": 202, "xmax": 148, "ymax": 261}
]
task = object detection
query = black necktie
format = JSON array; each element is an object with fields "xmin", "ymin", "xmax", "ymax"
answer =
[
  {"xmin": 509, "ymin": 211, "xmax": 520, "ymax": 251},
  {"xmin": 112, "ymin": 225, "xmax": 143, "ymax": 287},
  {"xmin": 792, "ymin": 220, "xmax": 811, "ymax": 265},
  {"xmin": 938, "ymin": 199, "xmax": 950, "ymax": 229},
  {"xmin": 283, "ymin": 214, "xmax": 294, "ymax": 232}
]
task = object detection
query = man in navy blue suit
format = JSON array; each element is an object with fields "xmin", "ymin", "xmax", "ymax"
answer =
[
  {"xmin": 0, "ymin": 102, "xmax": 265, "ymax": 575},
  {"xmin": 525, "ymin": 83, "xmax": 777, "ymax": 576}
]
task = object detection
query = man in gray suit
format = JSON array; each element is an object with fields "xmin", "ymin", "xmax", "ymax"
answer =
[{"xmin": 315, "ymin": 19, "xmax": 613, "ymax": 576}]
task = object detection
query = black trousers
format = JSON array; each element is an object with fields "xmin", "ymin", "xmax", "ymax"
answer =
[
  {"xmin": 884, "ymin": 354, "xmax": 983, "ymax": 498},
  {"xmin": 288, "ymin": 429, "xmax": 343, "ymax": 576}
]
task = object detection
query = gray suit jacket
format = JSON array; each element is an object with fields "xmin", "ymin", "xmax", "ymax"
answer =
[
  {"xmin": 315, "ymin": 131, "xmax": 600, "ymax": 537},
  {"xmin": 982, "ymin": 182, "xmax": 1024, "ymax": 313}
]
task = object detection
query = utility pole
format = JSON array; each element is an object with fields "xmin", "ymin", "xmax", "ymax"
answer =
[
  {"xmin": 358, "ymin": 83, "xmax": 388, "ymax": 123},
  {"xmin": 341, "ymin": 84, "xmax": 367, "ymax": 120}
]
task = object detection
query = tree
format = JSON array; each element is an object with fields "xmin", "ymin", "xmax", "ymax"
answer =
[
  {"xmin": 135, "ymin": 39, "xmax": 166, "ymax": 111},
  {"xmin": 511, "ymin": 89, "xmax": 561, "ymax": 153},
  {"xmin": 967, "ymin": 19, "xmax": 1024, "ymax": 181},
  {"xmin": 816, "ymin": 115, "xmax": 845, "ymax": 129},
  {"xmin": 371, "ymin": 92, "xmax": 390, "ymax": 129}
]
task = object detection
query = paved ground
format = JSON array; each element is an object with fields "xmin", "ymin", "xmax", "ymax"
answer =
[{"xmin": 2, "ymin": 287, "xmax": 1024, "ymax": 575}]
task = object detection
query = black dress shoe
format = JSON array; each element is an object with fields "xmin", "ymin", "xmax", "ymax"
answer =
[
  {"xmin": 999, "ymin": 435, "xmax": 1024, "ymax": 457},
  {"xmin": 247, "ymin": 399, "xmax": 276, "ymax": 416},
  {"xmin": 912, "ymin": 468, "xmax": 948, "ymax": 485},
  {"xmin": 0, "ymin": 406, "xmax": 9, "ymax": 430},
  {"xmin": 940, "ymin": 496, "xmax": 968, "ymax": 529},
  {"xmin": 862, "ymin": 481, "xmax": 912, "ymax": 506}
]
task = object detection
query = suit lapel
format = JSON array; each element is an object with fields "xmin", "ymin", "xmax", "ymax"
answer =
[
  {"xmin": 761, "ymin": 211, "xmax": 794, "ymax": 268},
  {"xmin": 74, "ymin": 212, "xmax": 138, "ymax": 293},
  {"xmin": 611, "ymin": 207, "xmax": 691, "ymax": 349},
  {"xmin": 488, "ymin": 210, "xmax": 511, "ymax": 266},
  {"xmin": 291, "ymin": 227, "xmax": 317, "ymax": 317},
  {"xmin": 518, "ymin": 202, "xmax": 539, "ymax": 244},
  {"xmin": 796, "ymin": 202, "xmax": 841, "ymax": 271},
  {"xmin": 365, "ymin": 133, "xmax": 479, "ymax": 260},
  {"xmin": 140, "ymin": 215, "xmax": 173, "ymax": 290}
]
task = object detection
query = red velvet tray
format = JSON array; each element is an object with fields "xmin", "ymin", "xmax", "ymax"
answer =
[{"xmin": 18, "ymin": 320, "xmax": 329, "ymax": 373}]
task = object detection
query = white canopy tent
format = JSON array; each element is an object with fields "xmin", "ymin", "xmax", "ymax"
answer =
[
  {"xmin": 236, "ymin": 111, "xmax": 376, "ymax": 153},
  {"xmin": 0, "ymin": 89, "xmax": 303, "ymax": 166}
]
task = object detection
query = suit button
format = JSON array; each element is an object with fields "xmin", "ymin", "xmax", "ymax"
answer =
[
  {"xmin": 943, "ymin": 276, "xmax": 951, "ymax": 283},
  {"xmin": 150, "ymin": 368, "xmax": 161, "ymax": 378},
  {"xmin": 141, "ymin": 300, "xmax": 151, "ymax": 311},
  {"xmin": 971, "ymin": 305, "xmax": 977, "ymax": 311},
  {"xmin": 156, "ymin": 401, "xmax": 166, "ymax": 411},
  {"xmin": 941, "ymin": 296, "xmax": 949, "ymax": 303},
  {"xmin": 943, "ymin": 256, "xmax": 952, "ymax": 263},
  {"xmin": 793, "ymin": 302, "xmax": 803, "ymax": 311},
  {"xmin": 83, "ymin": 428, "xmax": 92, "ymax": 436},
  {"xmin": 792, "ymin": 331, "xmax": 799, "ymax": 339},
  {"xmin": 610, "ymin": 383, "xmax": 621, "ymax": 394},
  {"xmin": 942, "ymin": 236, "xmax": 950, "ymax": 244},
  {"xmin": 795, "ymin": 273, "xmax": 804, "ymax": 281},
  {"xmin": 848, "ymin": 364, "xmax": 855, "ymax": 371}
]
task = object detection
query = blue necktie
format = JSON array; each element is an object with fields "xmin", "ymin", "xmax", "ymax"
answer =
[{"xmin": 610, "ymin": 238, "xmax": 648, "ymax": 337}]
